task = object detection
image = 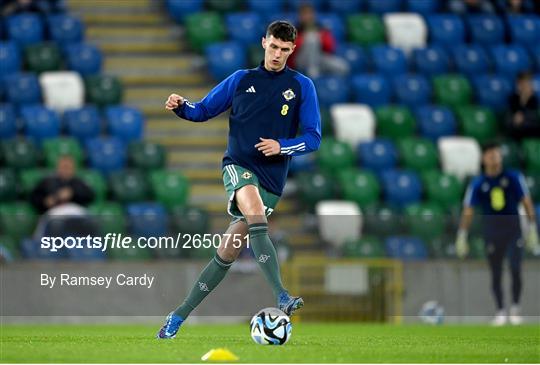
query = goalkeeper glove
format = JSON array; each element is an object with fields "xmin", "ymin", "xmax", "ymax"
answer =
[
  {"xmin": 455, "ymin": 229, "xmax": 469, "ymax": 259},
  {"xmin": 526, "ymin": 222, "xmax": 540, "ymax": 255}
]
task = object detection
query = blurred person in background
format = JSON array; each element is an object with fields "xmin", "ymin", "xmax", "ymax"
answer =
[
  {"xmin": 507, "ymin": 72, "xmax": 540, "ymax": 140},
  {"xmin": 287, "ymin": 3, "xmax": 349, "ymax": 78},
  {"xmin": 447, "ymin": 0, "xmax": 496, "ymax": 14},
  {"xmin": 494, "ymin": 0, "xmax": 537, "ymax": 14},
  {"xmin": 455, "ymin": 142, "xmax": 539, "ymax": 326}
]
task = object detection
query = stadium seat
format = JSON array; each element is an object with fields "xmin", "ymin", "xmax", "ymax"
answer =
[
  {"xmin": 87, "ymin": 201, "xmax": 126, "ymax": 235},
  {"xmin": 128, "ymin": 141, "xmax": 166, "ymax": 170},
  {"xmin": 490, "ymin": 44, "xmax": 531, "ymax": 80},
  {"xmin": 39, "ymin": 71, "xmax": 85, "ymax": 113},
  {"xmin": 375, "ymin": 105, "xmax": 415, "ymax": 140},
  {"xmin": 105, "ymin": 106, "xmax": 144, "ymax": 143},
  {"xmin": 7, "ymin": 13, "xmax": 43, "ymax": 47},
  {"xmin": 347, "ymin": 14, "xmax": 385, "ymax": 46},
  {"xmin": 370, "ymin": 45, "xmax": 407, "ymax": 76},
  {"xmin": 393, "ymin": 74, "xmax": 432, "ymax": 108},
  {"xmin": 0, "ymin": 104, "xmax": 17, "ymax": 139},
  {"xmin": 426, "ymin": 14, "xmax": 465, "ymax": 47},
  {"xmin": 336, "ymin": 43, "xmax": 367, "ymax": 73},
  {"xmin": 313, "ymin": 76, "xmax": 350, "ymax": 107},
  {"xmin": 412, "ymin": 46, "xmax": 450, "ymax": 76},
  {"xmin": 522, "ymin": 139, "xmax": 540, "ymax": 172},
  {"xmin": 318, "ymin": 13, "xmax": 346, "ymax": 42},
  {"xmin": 185, "ymin": 12, "xmax": 226, "ymax": 52},
  {"xmin": 317, "ymin": 138, "xmax": 355, "ymax": 173},
  {"xmin": 415, "ymin": 105, "xmax": 457, "ymax": 142},
  {"xmin": 472, "ymin": 74, "xmax": 512, "ymax": 112},
  {"xmin": 397, "ymin": 137, "xmax": 438, "ymax": 172},
  {"xmin": 351, "ymin": 73, "xmax": 391, "ymax": 107},
  {"xmin": 85, "ymin": 75, "xmax": 123, "ymax": 107},
  {"xmin": 508, "ymin": 15, "xmax": 540, "ymax": 47},
  {"xmin": 289, "ymin": 153, "xmax": 316, "ymax": 174},
  {"xmin": 20, "ymin": 168, "xmax": 50, "ymax": 196},
  {"xmin": 43, "ymin": 137, "xmax": 83, "ymax": 168},
  {"xmin": 247, "ymin": 0, "xmax": 284, "ymax": 13},
  {"xmin": 296, "ymin": 171, "xmax": 336, "ymax": 208},
  {"xmin": 406, "ymin": 0, "xmax": 439, "ymax": 14},
  {"xmin": 328, "ymin": 0, "xmax": 362, "ymax": 14},
  {"xmin": 385, "ymin": 236, "xmax": 428, "ymax": 260},
  {"xmin": 451, "ymin": 44, "xmax": 491, "ymax": 78},
  {"xmin": 127, "ymin": 202, "xmax": 168, "ymax": 238},
  {"xmin": 77, "ymin": 169, "xmax": 107, "ymax": 202},
  {"xmin": 4, "ymin": 73, "xmax": 41, "ymax": 107},
  {"xmin": 166, "ymin": 0, "xmax": 204, "ymax": 23},
  {"xmin": 525, "ymin": 174, "xmax": 540, "ymax": 201},
  {"xmin": 499, "ymin": 139, "xmax": 521, "ymax": 169},
  {"xmin": 342, "ymin": 236, "xmax": 385, "ymax": 258},
  {"xmin": 380, "ymin": 169, "xmax": 422, "ymax": 207},
  {"xmin": 168, "ymin": 205, "xmax": 211, "ymax": 258},
  {"xmin": 383, "ymin": 13, "xmax": 427, "ymax": 54},
  {"xmin": 207, "ymin": 0, "xmax": 241, "ymax": 12},
  {"xmin": 330, "ymin": 104, "xmax": 375, "ymax": 148},
  {"xmin": 264, "ymin": 12, "xmax": 298, "ymax": 25},
  {"xmin": 362, "ymin": 204, "xmax": 402, "ymax": 237},
  {"xmin": 433, "ymin": 74, "xmax": 472, "ymax": 109},
  {"xmin": 357, "ymin": 138, "xmax": 398, "ymax": 173},
  {"xmin": 24, "ymin": 42, "xmax": 61, "ymax": 73},
  {"xmin": 438, "ymin": 137, "xmax": 481, "ymax": 180},
  {"xmin": 86, "ymin": 137, "xmax": 126, "ymax": 175},
  {"xmin": 225, "ymin": 13, "xmax": 264, "ymax": 45},
  {"xmin": 405, "ymin": 203, "xmax": 445, "ymax": 241},
  {"xmin": 65, "ymin": 43, "xmax": 103, "ymax": 76},
  {"xmin": 149, "ymin": 170, "xmax": 190, "ymax": 209},
  {"xmin": 367, "ymin": 0, "xmax": 403, "ymax": 13},
  {"xmin": 109, "ymin": 169, "xmax": 150, "ymax": 203},
  {"xmin": 0, "ymin": 169, "xmax": 17, "ymax": 202},
  {"xmin": 64, "ymin": 106, "xmax": 101, "ymax": 143},
  {"xmin": 47, "ymin": 14, "xmax": 84, "ymax": 47},
  {"xmin": 316, "ymin": 200, "xmax": 362, "ymax": 248},
  {"xmin": 20, "ymin": 105, "xmax": 60, "ymax": 144},
  {"xmin": 0, "ymin": 234, "xmax": 19, "ymax": 259},
  {"xmin": 0, "ymin": 138, "xmax": 38, "ymax": 170},
  {"xmin": 320, "ymin": 108, "xmax": 334, "ymax": 137},
  {"xmin": 205, "ymin": 41, "xmax": 247, "ymax": 81},
  {"xmin": 0, "ymin": 202, "xmax": 37, "ymax": 243},
  {"xmin": 455, "ymin": 105, "xmax": 498, "ymax": 144},
  {"xmin": 0, "ymin": 42, "xmax": 21, "ymax": 77},
  {"xmin": 422, "ymin": 171, "xmax": 464, "ymax": 211},
  {"xmin": 467, "ymin": 15, "xmax": 505, "ymax": 45},
  {"xmin": 530, "ymin": 44, "xmax": 540, "ymax": 71},
  {"xmin": 337, "ymin": 168, "xmax": 380, "ymax": 208}
]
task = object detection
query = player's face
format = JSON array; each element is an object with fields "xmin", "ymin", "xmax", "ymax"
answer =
[
  {"xmin": 482, "ymin": 148, "xmax": 503, "ymax": 170},
  {"xmin": 262, "ymin": 35, "xmax": 295, "ymax": 72}
]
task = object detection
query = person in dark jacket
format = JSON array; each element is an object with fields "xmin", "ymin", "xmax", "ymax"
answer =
[{"xmin": 507, "ymin": 72, "xmax": 540, "ymax": 140}]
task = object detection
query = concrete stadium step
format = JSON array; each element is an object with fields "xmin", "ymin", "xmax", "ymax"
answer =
[
  {"xmin": 181, "ymin": 168, "xmax": 223, "ymax": 182},
  {"xmin": 100, "ymin": 41, "xmax": 185, "ymax": 54},
  {"xmin": 87, "ymin": 26, "xmax": 177, "ymax": 40},
  {"xmin": 69, "ymin": 0, "xmax": 152, "ymax": 9},
  {"xmin": 169, "ymin": 151, "xmax": 224, "ymax": 165},
  {"xmin": 80, "ymin": 13, "xmax": 164, "ymax": 26},
  {"xmin": 105, "ymin": 56, "xmax": 200, "ymax": 73},
  {"xmin": 119, "ymin": 74, "xmax": 207, "ymax": 87},
  {"xmin": 125, "ymin": 87, "xmax": 210, "ymax": 104},
  {"xmin": 147, "ymin": 119, "xmax": 228, "ymax": 133},
  {"xmin": 148, "ymin": 135, "xmax": 227, "ymax": 149}
]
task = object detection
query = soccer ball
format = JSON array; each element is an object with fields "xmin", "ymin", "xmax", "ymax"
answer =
[
  {"xmin": 250, "ymin": 307, "xmax": 292, "ymax": 345},
  {"xmin": 419, "ymin": 300, "xmax": 445, "ymax": 325}
]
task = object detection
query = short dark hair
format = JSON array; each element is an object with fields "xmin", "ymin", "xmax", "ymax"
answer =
[
  {"xmin": 266, "ymin": 21, "xmax": 297, "ymax": 43},
  {"xmin": 481, "ymin": 141, "xmax": 501, "ymax": 154}
]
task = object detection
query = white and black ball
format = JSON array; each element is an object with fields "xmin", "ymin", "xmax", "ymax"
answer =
[{"xmin": 250, "ymin": 307, "xmax": 292, "ymax": 345}]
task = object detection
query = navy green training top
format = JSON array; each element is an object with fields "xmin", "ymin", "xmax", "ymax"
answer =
[{"xmin": 173, "ymin": 63, "xmax": 322, "ymax": 196}]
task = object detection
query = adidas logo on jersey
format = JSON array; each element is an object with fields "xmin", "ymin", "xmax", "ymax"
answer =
[{"xmin": 246, "ymin": 86, "xmax": 256, "ymax": 93}]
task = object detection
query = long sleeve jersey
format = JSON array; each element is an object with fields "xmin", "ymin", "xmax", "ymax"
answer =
[{"xmin": 173, "ymin": 63, "xmax": 321, "ymax": 196}]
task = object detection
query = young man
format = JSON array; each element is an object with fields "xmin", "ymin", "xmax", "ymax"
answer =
[
  {"xmin": 455, "ymin": 142, "xmax": 539, "ymax": 326},
  {"xmin": 157, "ymin": 21, "xmax": 321, "ymax": 339}
]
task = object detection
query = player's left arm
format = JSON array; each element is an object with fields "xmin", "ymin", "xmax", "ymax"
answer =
[{"xmin": 515, "ymin": 172, "xmax": 539, "ymax": 252}]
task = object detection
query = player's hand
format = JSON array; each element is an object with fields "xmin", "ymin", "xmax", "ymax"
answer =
[
  {"xmin": 165, "ymin": 93, "xmax": 184, "ymax": 110},
  {"xmin": 455, "ymin": 230, "xmax": 469, "ymax": 259},
  {"xmin": 525, "ymin": 222, "xmax": 540, "ymax": 255},
  {"xmin": 255, "ymin": 138, "xmax": 280, "ymax": 156}
]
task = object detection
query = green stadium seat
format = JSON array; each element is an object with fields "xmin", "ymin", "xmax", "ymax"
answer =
[
  {"xmin": 524, "ymin": 173, "xmax": 540, "ymax": 201},
  {"xmin": 427, "ymin": 235, "xmax": 455, "ymax": 258},
  {"xmin": 423, "ymin": 171, "xmax": 464, "ymax": 212},
  {"xmin": 455, "ymin": 105, "xmax": 498, "ymax": 144},
  {"xmin": 1, "ymin": 138, "xmax": 39, "ymax": 170},
  {"xmin": 362, "ymin": 204, "xmax": 402, "ymax": 237},
  {"xmin": 77, "ymin": 169, "xmax": 107, "ymax": 202},
  {"xmin": 398, "ymin": 137, "xmax": 438, "ymax": 172},
  {"xmin": 24, "ymin": 42, "xmax": 61, "ymax": 73},
  {"xmin": 347, "ymin": 14, "xmax": 385, "ymax": 46},
  {"xmin": 149, "ymin": 170, "xmax": 190, "ymax": 209},
  {"xmin": 405, "ymin": 203, "xmax": 445, "ymax": 241},
  {"xmin": 433, "ymin": 74, "xmax": 472, "ymax": 109},
  {"xmin": 107, "ymin": 244, "xmax": 153, "ymax": 261},
  {"xmin": 189, "ymin": 245, "xmax": 216, "ymax": 259},
  {"xmin": 320, "ymin": 108, "xmax": 334, "ymax": 137},
  {"xmin": 248, "ymin": 44, "xmax": 264, "ymax": 68},
  {"xmin": 317, "ymin": 138, "xmax": 355, "ymax": 174},
  {"xmin": 296, "ymin": 171, "xmax": 336, "ymax": 208},
  {"xmin": 43, "ymin": 137, "xmax": 83, "ymax": 168},
  {"xmin": 87, "ymin": 201, "xmax": 126, "ymax": 234},
  {"xmin": 109, "ymin": 169, "xmax": 150, "ymax": 203},
  {"xmin": 20, "ymin": 168, "xmax": 50, "ymax": 196},
  {"xmin": 337, "ymin": 168, "xmax": 380, "ymax": 208},
  {"xmin": 342, "ymin": 236, "xmax": 385, "ymax": 258},
  {"xmin": 185, "ymin": 12, "xmax": 226, "ymax": 52},
  {"xmin": 522, "ymin": 139, "xmax": 540, "ymax": 172},
  {"xmin": 85, "ymin": 75, "xmax": 123, "ymax": 107},
  {"xmin": 375, "ymin": 105, "xmax": 416, "ymax": 140},
  {"xmin": 128, "ymin": 141, "xmax": 166, "ymax": 171},
  {"xmin": 469, "ymin": 236, "xmax": 485, "ymax": 259},
  {"xmin": 0, "ymin": 169, "xmax": 17, "ymax": 201},
  {"xmin": 0, "ymin": 234, "xmax": 19, "ymax": 258},
  {"xmin": 207, "ymin": 0, "xmax": 241, "ymax": 12},
  {"xmin": 500, "ymin": 139, "xmax": 521, "ymax": 169},
  {"xmin": 161, "ymin": 205, "xmax": 210, "ymax": 258},
  {"xmin": 0, "ymin": 202, "xmax": 37, "ymax": 243}
]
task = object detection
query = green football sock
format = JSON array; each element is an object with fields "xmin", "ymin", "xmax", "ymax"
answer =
[
  {"xmin": 248, "ymin": 223, "xmax": 286, "ymax": 298},
  {"xmin": 173, "ymin": 253, "xmax": 233, "ymax": 319}
]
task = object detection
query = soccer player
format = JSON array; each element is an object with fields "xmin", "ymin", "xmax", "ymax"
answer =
[
  {"xmin": 157, "ymin": 21, "xmax": 321, "ymax": 339},
  {"xmin": 455, "ymin": 142, "xmax": 539, "ymax": 326}
]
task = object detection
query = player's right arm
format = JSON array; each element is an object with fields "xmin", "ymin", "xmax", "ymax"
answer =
[
  {"xmin": 165, "ymin": 70, "xmax": 247, "ymax": 122},
  {"xmin": 455, "ymin": 178, "xmax": 481, "ymax": 258}
]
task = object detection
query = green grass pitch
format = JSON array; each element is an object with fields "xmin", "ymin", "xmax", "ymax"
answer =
[{"xmin": 1, "ymin": 323, "xmax": 539, "ymax": 363}]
